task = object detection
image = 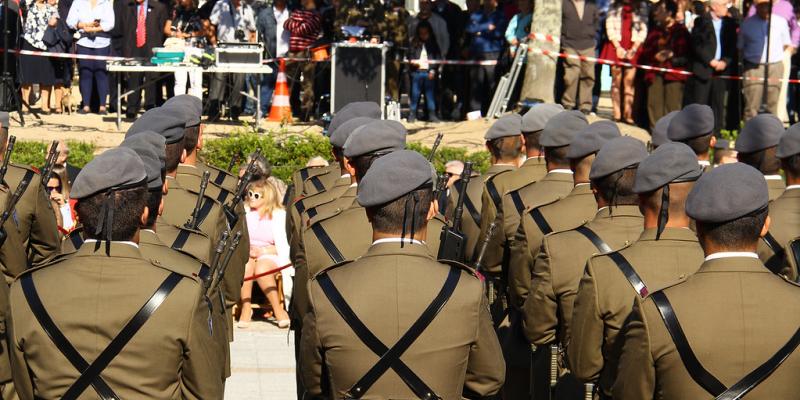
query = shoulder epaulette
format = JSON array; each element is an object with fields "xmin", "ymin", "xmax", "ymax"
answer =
[
  {"xmin": 312, "ymin": 259, "xmax": 355, "ymax": 279},
  {"xmin": 437, "ymin": 259, "xmax": 479, "ymax": 278},
  {"xmin": 148, "ymin": 258, "xmax": 200, "ymax": 282},
  {"xmin": 10, "ymin": 163, "xmax": 38, "ymax": 174},
  {"xmin": 305, "ymin": 206, "xmax": 347, "ymax": 228},
  {"xmin": 16, "ymin": 252, "xmax": 72, "ymax": 279},
  {"xmin": 524, "ymin": 196, "xmax": 560, "ymax": 215}
]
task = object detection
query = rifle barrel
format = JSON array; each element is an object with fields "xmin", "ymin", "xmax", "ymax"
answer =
[
  {"xmin": 41, "ymin": 140, "xmax": 59, "ymax": 187},
  {"xmin": 0, "ymin": 136, "xmax": 16, "ymax": 184},
  {"xmin": 428, "ymin": 133, "xmax": 444, "ymax": 162},
  {"xmin": 474, "ymin": 222, "xmax": 497, "ymax": 271},
  {"xmin": 214, "ymin": 231, "xmax": 243, "ymax": 289},
  {"xmin": 186, "ymin": 171, "xmax": 211, "ymax": 230},
  {"xmin": 451, "ymin": 162, "xmax": 473, "ymax": 233},
  {"xmin": 0, "ymin": 179, "xmax": 30, "ymax": 226}
]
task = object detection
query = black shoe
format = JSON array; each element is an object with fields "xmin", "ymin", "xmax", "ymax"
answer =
[
  {"xmin": 407, "ymin": 113, "xmax": 417, "ymax": 123},
  {"xmin": 428, "ymin": 114, "xmax": 441, "ymax": 123},
  {"xmin": 207, "ymin": 114, "xmax": 221, "ymax": 123}
]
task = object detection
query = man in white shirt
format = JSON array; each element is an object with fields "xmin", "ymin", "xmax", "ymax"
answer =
[
  {"xmin": 255, "ymin": 0, "xmax": 289, "ymax": 116},
  {"xmin": 739, "ymin": 0, "xmax": 792, "ymax": 119}
]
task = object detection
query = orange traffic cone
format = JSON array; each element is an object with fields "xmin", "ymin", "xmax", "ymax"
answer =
[{"xmin": 268, "ymin": 59, "xmax": 293, "ymax": 123}]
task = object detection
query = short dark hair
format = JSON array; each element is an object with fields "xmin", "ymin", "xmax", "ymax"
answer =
[
  {"xmin": 183, "ymin": 126, "xmax": 200, "ymax": 154},
  {"xmin": 738, "ymin": 148, "xmax": 781, "ymax": 175},
  {"xmin": 522, "ymin": 130, "xmax": 542, "ymax": 152},
  {"xmin": 713, "ymin": 149, "xmax": 736, "ymax": 165},
  {"xmin": 76, "ymin": 186, "xmax": 147, "ymax": 241},
  {"xmin": 144, "ymin": 189, "xmax": 162, "ymax": 228},
  {"xmin": 332, "ymin": 146, "xmax": 344, "ymax": 162},
  {"xmin": 544, "ymin": 145, "xmax": 570, "ymax": 168},
  {"xmin": 781, "ymin": 153, "xmax": 800, "ymax": 179},
  {"xmin": 487, "ymin": 136, "xmax": 522, "ymax": 162},
  {"xmin": 165, "ymin": 139, "xmax": 185, "ymax": 173},
  {"xmin": 682, "ymin": 134, "xmax": 713, "ymax": 155},
  {"xmin": 696, "ymin": 207, "xmax": 768, "ymax": 249},
  {"xmin": 591, "ymin": 167, "xmax": 639, "ymax": 205},
  {"xmin": 639, "ymin": 181, "xmax": 693, "ymax": 216},
  {"xmin": 368, "ymin": 187, "xmax": 433, "ymax": 235},
  {"xmin": 351, "ymin": 153, "xmax": 383, "ymax": 182}
]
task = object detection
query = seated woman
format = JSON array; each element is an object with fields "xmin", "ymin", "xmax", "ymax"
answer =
[
  {"xmin": 47, "ymin": 165, "xmax": 76, "ymax": 233},
  {"xmin": 239, "ymin": 178, "xmax": 292, "ymax": 328}
]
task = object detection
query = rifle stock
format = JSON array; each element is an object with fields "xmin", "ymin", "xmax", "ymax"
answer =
[
  {"xmin": 40, "ymin": 140, "xmax": 59, "ymax": 188},
  {"xmin": 428, "ymin": 133, "xmax": 443, "ymax": 162},
  {"xmin": 0, "ymin": 136, "xmax": 16, "ymax": 184},
  {"xmin": 437, "ymin": 162, "xmax": 473, "ymax": 262},
  {"xmin": 215, "ymin": 231, "xmax": 243, "ymax": 311}
]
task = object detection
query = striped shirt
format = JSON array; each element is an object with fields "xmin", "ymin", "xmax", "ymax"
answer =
[{"xmin": 283, "ymin": 9, "xmax": 321, "ymax": 52}]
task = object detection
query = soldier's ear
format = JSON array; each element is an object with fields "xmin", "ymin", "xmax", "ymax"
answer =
[
  {"xmin": 141, "ymin": 206, "xmax": 150, "ymax": 227},
  {"xmin": 426, "ymin": 200, "xmax": 436, "ymax": 222},
  {"xmin": 710, "ymin": 136, "xmax": 717, "ymax": 149},
  {"xmin": 180, "ymin": 149, "xmax": 187, "ymax": 164},
  {"xmin": 760, "ymin": 215, "xmax": 771, "ymax": 238}
]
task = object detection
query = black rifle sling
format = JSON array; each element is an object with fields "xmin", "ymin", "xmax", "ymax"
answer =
[
  {"xmin": 213, "ymin": 170, "xmax": 227, "ymax": 186},
  {"xmin": 510, "ymin": 190, "xmax": 525, "ymax": 215},
  {"xmin": 485, "ymin": 179, "xmax": 503, "ymax": 211},
  {"xmin": 311, "ymin": 223, "xmax": 345, "ymax": 264},
  {"xmin": 761, "ymin": 232, "xmax": 785, "ymax": 274},
  {"xmin": 316, "ymin": 268, "xmax": 461, "ymax": 399},
  {"xmin": 21, "ymin": 275, "xmax": 120, "ymax": 400},
  {"xmin": 651, "ymin": 291, "xmax": 800, "ymax": 400},
  {"xmin": 172, "ymin": 195, "xmax": 216, "ymax": 251},
  {"xmin": 349, "ymin": 267, "xmax": 460, "ymax": 398},
  {"xmin": 62, "ymin": 272, "xmax": 184, "ymax": 400},
  {"xmin": 309, "ymin": 176, "xmax": 325, "ymax": 192},
  {"xmin": 607, "ymin": 252, "xmax": 648, "ymax": 297},
  {"xmin": 529, "ymin": 208, "xmax": 553, "ymax": 235},
  {"xmin": 300, "ymin": 168, "xmax": 309, "ymax": 183},
  {"xmin": 455, "ymin": 181, "xmax": 481, "ymax": 228},
  {"xmin": 575, "ymin": 226, "xmax": 613, "ymax": 254},
  {"xmin": 306, "ymin": 207, "xmax": 318, "ymax": 220},
  {"xmin": 650, "ymin": 291, "xmax": 727, "ymax": 396},
  {"xmin": 791, "ymin": 240, "xmax": 800, "ymax": 278},
  {"xmin": 68, "ymin": 230, "xmax": 84, "ymax": 250},
  {"xmin": 295, "ymin": 198, "xmax": 307, "ymax": 214}
]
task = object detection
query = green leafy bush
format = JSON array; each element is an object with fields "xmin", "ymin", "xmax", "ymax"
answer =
[
  {"xmin": 406, "ymin": 142, "xmax": 490, "ymax": 174},
  {"xmin": 10, "ymin": 140, "xmax": 96, "ymax": 168}
]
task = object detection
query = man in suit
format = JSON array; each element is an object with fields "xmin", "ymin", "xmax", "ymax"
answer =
[
  {"xmin": 55, "ymin": 141, "xmax": 80, "ymax": 187},
  {"xmin": 8, "ymin": 148, "xmax": 221, "ymax": 399},
  {"xmin": 112, "ymin": 0, "xmax": 168, "ymax": 118},
  {"xmin": 735, "ymin": 113, "xmax": 786, "ymax": 201},
  {"xmin": 301, "ymin": 150, "xmax": 505, "ymax": 398},
  {"xmin": 614, "ymin": 163, "xmax": 800, "ymax": 400},
  {"xmin": 523, "ymin": 137, "xmax": 646, "ymax": 398},
  {"xmin": 684, "ymin": 0, "xmax": 738, "ymax": 136},
  {"xmin": 569, "ymin": 142, "xmax": 705, "ymax": 398}
]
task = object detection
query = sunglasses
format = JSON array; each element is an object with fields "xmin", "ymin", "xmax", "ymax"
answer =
[
  {"xmin": 46, "ymin": 185, "xmax": 62, "ymax": 194},
  {"xmin": 248, "ymin": 190, "xmax": 262, "ymax": 200}
]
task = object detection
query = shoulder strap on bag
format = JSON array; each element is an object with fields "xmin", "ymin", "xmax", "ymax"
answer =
[
  {"xmin": 607, "ymin": 251, "xmax": 648, "ymax": 297},
  {"xmin": 575, "ymin": 225, "xmax": 613, "ymax": 254}
]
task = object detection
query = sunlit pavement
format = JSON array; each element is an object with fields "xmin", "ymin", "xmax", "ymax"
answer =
[{"xmin": 225, "ymin": 321, "xmax": 297, "ymax": 399}]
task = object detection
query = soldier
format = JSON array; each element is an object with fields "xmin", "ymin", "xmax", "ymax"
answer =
[
  {"xmin": 120, "ymin": 131, "xmax": 230, "ymax": 384},
  {"xmin": 756, "ymin": 123, "xmax": 800, "ymax": 280},
  {"xmin": 667, "ymin": 104, "xmax": 716, "ymax": 172},
  {"xmin": 8, "ymin": 148, "xmax": 221, "ymax": 399},
  {"xmin": 735, "ymin": 113, "xmax": 786, "ymax": 201},
  {"xmin": 300, "ymin": 150, "xmax": 505, "ymax": 398},
  {"xmin": 450, "ymin": 114, "xmax": 521, "ymax": 264},
  {"xmin": 569, "ymin": 142, "xmax": 705, "ymax": 398},
  {"xmin": 0, "ymin": 112, "xmax": 60, "ymax": 267},
  {"xmin": 523, "ymin": 137, "xmax": 647, "ymax": 398},
  {"xmin": 712, "ymin": 138, "xmax": 737, "ymax": 166},
  {"xmin": 614, "ymin": 163, "xmax": 800, "ymax": 399},
  {"xmin": 649, "ymin": 110, "xmax": 677, "ymax": 150}
]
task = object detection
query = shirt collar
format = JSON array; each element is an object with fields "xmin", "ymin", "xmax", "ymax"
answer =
[
  {"xmin": 765, "ymin": 175, "xmax": 784, "ymax": 181},
  {"xmin": 349, "ymin": 183, "xmax": 357, "ymax": 188},
  {"xmin": 340, "ymin": 173, "xmax": 351, "ymax": 179},
  {"xmin": 548, "ymin": 169, "xmax": 573, "ymax": 174},
  {"xmin": 698, "ymin": 160, "xmax": 711, "ymax": 167},
  {"xmin": 786, "ymin": 184, "xmax": 800, "ymax": 190},
  {"xmin": 372, "ymin": 238, "xmax": 426, "ymax": 246},
  {"xmin": 84, "ymin": 239, "xmax": 140, "ymax": 249},
  {"xmin": 704, "ymin": 251, "xmax": 759, "ymax": 261}
]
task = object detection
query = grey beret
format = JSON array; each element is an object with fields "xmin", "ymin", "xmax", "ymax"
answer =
[
  {"xmin": 633, "ymin": 142, "xmax": 702, "ymax": 193},
  {"xmin": 713, "ymin": 138, "xmax": 735, "ymax": 150},
  {"xmin": 484, "ymin": 114, "xmax": 522, "ymax": 140},
  {"xmin": 72, "ymin": 147, "xmax": 148, "ymax": 199},
  {"xmin": 357, "ymin": 150, "xmax": 433, "ymax": 207},
  {"xmin": 777, "ymin": 122, "xmax": 800, "ymax": 158},
  {"xmin": 667, "ymin": 104, "xmax": 714, "ymax": 141},
  {"xmin": 163, "ymin": 95, "xmax": 202, "ymax": 127},
  {"xmin": 126, "ymin": 107, "xmax": 186, "ymax": 144},
  {"xmin": 589, "ymin": 136, "xmax": 648, "ymax": 180},
  {"xmin": 566, "ymin": 120, "xmax": 622, "ymax": 159},
  {"xmin": 120, "ymin": 131, "xmax": 167, "ymax": 190},
  {"xmin": 736, "ymin": 113, "xmax": 784, "ymax": 153},
  {"xmin": 343, "ymin": 120, "xmax": 407, "ymax": 157},
  {"xmin": 540, "ymin": 110, "xmax": 588, "ymax": 147},
  {"xmin": 328, "ymin": 102, "xmax": 382, "ymax": 139},
  {"xmin": 685, "ymin": 162, "xmax": 769, "ymax": 223},
  {"xmin": 652, "ymin": 111, "xmax": 678, "ymax": 147},
  {"xmin": 0, "ymin": 111, "xmax": 7, "ymax": 128},
  {"xmin": 330, "ymin": 117, "xmax": 376, "ymax": 148},
  {"xmin": 522, "ymin": 103, "xmax": 564, "ymax": 133}
]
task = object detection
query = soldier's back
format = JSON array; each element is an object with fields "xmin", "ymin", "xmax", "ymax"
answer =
[
  {"xmin": 303, "ymin": 242, "xmax": 504, "ymax": 399},
  {"xmin": 757, "ymin": 187, "xmax": 800, "ymax": 279},
  {"xmin": 8, "ymin": 243, "xmax": 221, "ymax": 399},
  {"xmin": 5, "ymin": 163, "xmax": 60, "ymax": 266}
]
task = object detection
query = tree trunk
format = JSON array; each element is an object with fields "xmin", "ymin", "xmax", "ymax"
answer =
[{"xmin": 520, "ymin": 0, "xmax": 562, "ymax": 103}]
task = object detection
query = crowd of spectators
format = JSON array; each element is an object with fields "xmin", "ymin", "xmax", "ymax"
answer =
[{"xmin": 8, "ymin": 0, "xmax": 800, "ymax": 131}]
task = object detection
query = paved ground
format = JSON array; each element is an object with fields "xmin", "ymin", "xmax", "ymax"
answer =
[{"xmin": 225, "ymin": 321, "xmax": 297, "ymax": 399}]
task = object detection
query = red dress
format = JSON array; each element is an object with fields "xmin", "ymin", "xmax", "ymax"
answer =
[{"xmin": 600, "ymin": 4, "xmax": 641, "ymax": 64}]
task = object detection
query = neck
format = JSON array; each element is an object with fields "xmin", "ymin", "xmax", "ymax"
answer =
[
  {"xmin": 697, "ymin": 152, "xmax": 710, "ymax": 162},
  {"xmin": 702, "ymin": 241, "xmax": 758, "ymax": 256},
  {"xmin": 526, "ymin": 150, "xmax": 542, "ymax": 158},
  {"xmin": 546, "ymin": 162, "xmax": 570, "ymax": 172},
  {"xmin": 184, "ymin": 151, "xmax": 198, "ymax": 165},
  {"xmin": 372, "ymin": 228, "xmax": 427, "ymax": 243},
  {"xmin": 642, "ymin": 207, "xmax": 690, "ymax": 229},
  {"xmin": 573, "ymin": 174, "xmax": 589, "ymax": 185},
  {"xmin": 167, "ymin": 170, "xmax": 178, "ymax": 179}
]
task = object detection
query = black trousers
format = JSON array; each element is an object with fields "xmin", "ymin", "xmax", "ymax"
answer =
[
  {"xmin": 469, "ymin": 51, "xmax": 501, "ymax": 114},
  {"xmin": 208, "ymin": 72, "xmax": 245, "ymax": 118},
  {"xmin": 125, "ymin": 45, "xmax": 163, "ymax": 114},
  {"xmin": 684, "ymin": 74, "xmax": 727, "ymax": 135}
]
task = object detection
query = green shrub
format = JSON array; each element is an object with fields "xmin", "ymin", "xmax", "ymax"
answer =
[
  {"xmin": 406, "ymin": 142, "xmax": 490, "ymax": 174},
  {"xmin": 10, "ymin": 140, "xmax": 96, "ymax": 168}
]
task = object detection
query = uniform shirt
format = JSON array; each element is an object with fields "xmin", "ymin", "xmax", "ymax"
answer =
[
  {"xmin": 66, "ymin": 0, "xmax": 115, "ymax": 48},
  {"xmin": 739, "ymin": 13, "xmax": 791, "ymax": 64},
  {"xmin": 210, "ymin": 0, "xmax": 256, "ymax": 42}
]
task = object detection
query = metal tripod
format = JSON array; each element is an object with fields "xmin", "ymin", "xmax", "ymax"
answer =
[{"xmin": 486, "ymin": 42, "xmax": 528, "ymax": 119}]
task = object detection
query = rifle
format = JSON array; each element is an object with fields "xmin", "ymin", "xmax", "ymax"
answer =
[
  {"xmin": 214, "ymin": 231, "xmax": 242, "ymax": 312},
  {"xmin": 474, "ymin": 222, "xmax": 497, "ymax": 303},
  {"xmin": 549, "ymin": 344, "xmax": 560, "ymax": 400},
  {"xmin": 184, "ymin": 171, "xmax": 211, "ymax": 230},
  {"xmin": 204, "ymin": 231, "xmax": 229, "ymax": 293},
  {"xmin": 223, "ymin": 164, "xmax": 255, "ymax": 227},
  {"xmin": 226, "ymin": 153, "xmax": 240, "ymax": 173},
  {"xmin": 437, "ymin": 162, "xmax": 472, "ymax": 262},
  {"xmin": 40, "ymin": 140, "xmax": 59, "ymax": 188},
  {"xmin": 428, "ymin": 133, "xmax": 443, "ymax": 162},
  {"xmin": 0, "ymin": 179, "xmax": 30, "ymax": 246},
  {"xmin": 0, "ymin": 136, "xmax": 16, "ymax": 184}
]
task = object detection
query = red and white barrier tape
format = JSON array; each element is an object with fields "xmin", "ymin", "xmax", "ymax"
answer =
[
  {"xmin": 0, "ymin": 47, "xmax": 133, "ymax": 61},
  {"xmin": 243, "ymin": 263, "xmax": 293, "ymax": 281}
]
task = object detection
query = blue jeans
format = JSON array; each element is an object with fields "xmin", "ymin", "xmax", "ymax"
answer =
[
  {"xmin": 259, "ymin": 72, "xmax": 276, "ymax": 115},
  {"xmin": 410, "ymin": 70, "xmax": 436, "ymax": 115}
]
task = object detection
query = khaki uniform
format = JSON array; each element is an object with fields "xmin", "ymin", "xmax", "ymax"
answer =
[
  {"xmin": 766, "ymin": 176, "xmax": 785, "ymax": 201},
  {"xmin": 195, "ymin": 162, "xmax": 239, "ymax": 194},
  {"xmin": 289, "ymin": 165, "xmax": 338, "ymax": 202},
  {"xmin": 523, "ymin": 205, "xmax": 643, "ymax": 346},
  {"xmin": 569, "ymin": 228, "xmax": 704, "ymax": 397},
  {"xmin": 301, "ymin": 242, "xmax": 505, "ymax": 398},
  {"xmin": 302, "ymin": 166, "xmax": 344, "ymax": 197},
  {"xmin": 757, "ymin": 187, "xmax": 800, "ymax": 280},
  {"xmin": 6, "ymin": 164, "xmax": 60, "ymax": 266},
  {"xmin": 287, "ymin": 175, "xmax": 351, "ymax": 258},
  {"xmin": 8, "ymin": 243, "xmax": 222, "ymax": 400},
  {"xmin": 508, "ymin": 183, "xmax": 596, "ymax": 309},
  {"xmin": 614, "ymin": 257, "xmax": 800, "ymax": 399}
]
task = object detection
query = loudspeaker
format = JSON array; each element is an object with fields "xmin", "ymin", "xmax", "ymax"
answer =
[{"xmin": 330, "ymin": 42, "xmax": 387, "ymax": 116}]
